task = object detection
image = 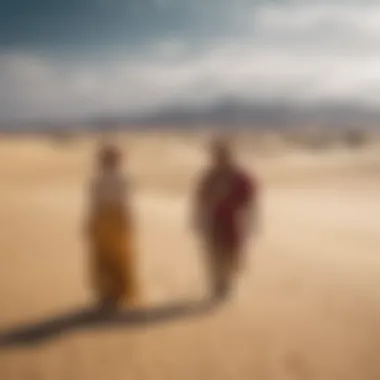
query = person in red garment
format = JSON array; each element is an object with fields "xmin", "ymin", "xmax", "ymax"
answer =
[{"xmin": 193, "ymin": 138, "xmax": 259, "ymax": 301}]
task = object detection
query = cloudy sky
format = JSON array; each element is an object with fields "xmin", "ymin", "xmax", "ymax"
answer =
[{"xmin": 1, "ymin": 0, "xmax": 380, "ymax": 121}]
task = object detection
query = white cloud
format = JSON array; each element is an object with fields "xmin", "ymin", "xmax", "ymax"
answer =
[
  {"xmin": 254, "ymin": 4, "xmax": 380, "ymax": 34},
  {"xmin": 2, "ymin": 2, "xmax": 380, "ymax": 119}
]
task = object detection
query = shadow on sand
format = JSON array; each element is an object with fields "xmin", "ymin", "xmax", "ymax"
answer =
[{"xmin": 0, "ymin": 297, "xmax": 221, "ymax": 349}]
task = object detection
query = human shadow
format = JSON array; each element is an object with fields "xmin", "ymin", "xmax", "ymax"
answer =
[{"xmin": 0, "ymin": 297, "xmax": 221, "ymax": 349}]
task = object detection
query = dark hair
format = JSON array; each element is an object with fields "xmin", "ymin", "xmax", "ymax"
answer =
[
  {"xmin": 98, "ymin": 144, "xmax": 121, "ymax": 168},
  {"xmin": 210, "ymin": 137, "xmax": 231, "ymax": 156}
]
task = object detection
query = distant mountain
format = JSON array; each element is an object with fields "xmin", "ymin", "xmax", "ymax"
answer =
[
  {"xmin": 98, "ymin": 97, "xmax": 380, "ymax": 130},
  {"xmin": 1, "ymin": 98, "xmax": 380, "ymax": 132}
]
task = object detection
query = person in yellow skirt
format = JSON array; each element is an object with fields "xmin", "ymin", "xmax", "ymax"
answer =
[{"xmin": 85, "ymin": 143, "xmax": 138, "ymax": 310}]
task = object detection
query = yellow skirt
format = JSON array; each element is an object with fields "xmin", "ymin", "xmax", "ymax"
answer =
[{"xmin": 87, "ymin": 206, "xmax": 138, "ymax": 307}]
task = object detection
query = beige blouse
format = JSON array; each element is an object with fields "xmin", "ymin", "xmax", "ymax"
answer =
[{"xmin": 90, "ymin": 170, "xmax": 127, "ymax": 208}]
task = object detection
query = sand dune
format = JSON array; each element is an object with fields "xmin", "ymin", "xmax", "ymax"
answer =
[{"xmin": 0, "ymin": 133, "xmax": 380, "ymax": 380}]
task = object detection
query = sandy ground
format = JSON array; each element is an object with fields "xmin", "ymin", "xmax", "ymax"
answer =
[{"xmin": 0, "ymin": 133, "xmax": 380, "ymax": 380}]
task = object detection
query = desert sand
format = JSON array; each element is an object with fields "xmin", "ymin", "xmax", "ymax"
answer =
[{"xmin": 0, "ymin": 132, "xmax": 380, "ymax": 380}]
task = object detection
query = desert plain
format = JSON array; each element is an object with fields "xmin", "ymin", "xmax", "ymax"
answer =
[{"xmin": 0, "ymin": 130, "xmax": 379, "ymax": 380}]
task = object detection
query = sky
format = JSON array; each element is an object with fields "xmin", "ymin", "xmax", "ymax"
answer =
[{"xmin": 1, "ymin": 0, "xmax": 380, "ymax": 121}]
